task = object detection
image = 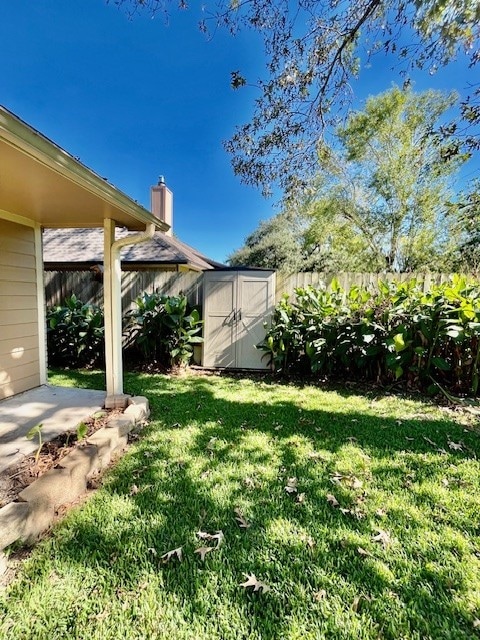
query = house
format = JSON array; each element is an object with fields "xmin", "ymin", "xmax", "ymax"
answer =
[
  {"xmin": 41, "ymin": 180, "xmax": 223, "ymax": 312},
  {"xmin": 0, "ymin": 105, "xmax": 167, "ymax": 407},
  {"xmin": 42, "ymin": 180, "xmax": 224, "ymax": 273}
]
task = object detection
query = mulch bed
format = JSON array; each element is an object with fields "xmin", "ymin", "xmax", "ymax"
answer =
[{"xmin": 0, "ymin": 410, "xmax": 118, "ymax": 508}]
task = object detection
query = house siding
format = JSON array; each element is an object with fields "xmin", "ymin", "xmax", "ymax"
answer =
[{"xmin": 0, "ymin": 218, "xmax": 40, "ymax": 399}]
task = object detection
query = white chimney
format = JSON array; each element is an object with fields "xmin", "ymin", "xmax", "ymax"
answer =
[{"xmin": 151, "ymin": 176, "xmax": 173, "ymax": 236}]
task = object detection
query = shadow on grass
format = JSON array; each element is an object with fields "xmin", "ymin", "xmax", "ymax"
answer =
[{"xmin": 26, "ymin": 371, "xmax": 480, "ymax": 639}]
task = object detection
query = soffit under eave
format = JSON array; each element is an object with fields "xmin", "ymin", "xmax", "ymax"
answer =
[{"xmin": 0, "ymin": 112, "xmax": 167, "ymax": 232}]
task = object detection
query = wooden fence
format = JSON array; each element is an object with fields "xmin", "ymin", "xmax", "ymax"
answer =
[
  {"xmin": 274, "ymin": 271, "xmax": 459, "ymax": 300},
  {"xmin": 44, "ymin": 269, "xmax": 466, "ymax": 313},
  {"xmin": 44, "ymin": 270, "xmax": 204, "ymax": 314}
]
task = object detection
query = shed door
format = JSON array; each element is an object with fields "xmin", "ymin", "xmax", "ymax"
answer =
[{"xmin": 203, "ymin": 270, "xmax": 275, "ymax": 370}]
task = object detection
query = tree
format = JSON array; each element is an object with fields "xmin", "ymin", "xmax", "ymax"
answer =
[
  {"xmin": 449, "ymin": 180, "xmax": 480, "ymax": 271},
  {"xmin": 230, "ymin": 86, "xmax": 468, "ymax": 273},
  {"xmin": 223, "ymin": 0, "xmax": 479, "ymax": 197},
  {"xmin": 115, "ymin": 0, "xmax": 478, "ymax": 197},
  {"xmin": 227, "ymin": 211, "xmax": 322, "ymax": 272},
  {"xmin": 310, "ymin": 85, "xmax": 467, "ymax": 271},
  {"xmin": 228, "ymin": 202, "xmax": 383, "ymax": 272}
]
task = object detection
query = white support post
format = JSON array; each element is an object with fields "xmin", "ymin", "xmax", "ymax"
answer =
[
  {"xmin": 111, "ymin": 231, "xmax": 124, "ymax": 399},
  {"xmin": 104, "ymin": 219, "xmax": 156, "ymax": 408},
  {"xmin": 104, "ymin": 219, "xmax": 119, "ymax": 405},
  {"xmin": 34, "ymin": 224, "xmax": 48, "ymax": 385}
]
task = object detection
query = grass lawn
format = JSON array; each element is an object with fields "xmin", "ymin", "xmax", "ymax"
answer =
[{"xmin": 1, "ymin": 370, "xmax": 480, "ymax": 639}]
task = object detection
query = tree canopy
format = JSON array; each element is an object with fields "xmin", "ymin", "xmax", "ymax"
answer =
[
  {"xmin": 450, "ymin": 180, "xmax": 480, "ymax": 270},
  {"xmin": 114, "ymin": 0, "xmax": 480, "ymax": 197},
  {"xmin": 229, "ymin": 86, "xmax": 468, "ymax": 272}
]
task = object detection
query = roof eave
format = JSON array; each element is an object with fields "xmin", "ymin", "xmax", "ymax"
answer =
[{"xmin": 0, "ymin": 106, "xmax": 169, "ymax": 232}]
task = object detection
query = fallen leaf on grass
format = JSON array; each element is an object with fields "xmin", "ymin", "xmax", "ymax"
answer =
[
  {"xmin": 285, "ymin": 477, "xmax": 298, "ymax": 494},
  {"xmin": 351, "ymin": 477, "xmax": 363, "ymax": 490},
  {"xmin": 92, "ymin": 610, "xmax": 109, "ymax": 622},
  {"xmin": 210, "ymin": 530, "xmax": 224, "ymax": 547},
  {"xmin": 330, "ymin": 472, "xmax": 343, "ymax": 485},
  {"xmin": 196, "ymin": 530, "xmax": 224, "ymax": 548},
  {"xmin": 239, "ymin": 573, "xmax": 271, "ymax": 593},
  {"xmin": 194, "ymin": 546, "xmax": 215, "ymax": 561},
  {"xmin": 357, "ymin": 547, "xmax": 372, "ymax": 557},
  {"xmin": 326, "ymin": 493, "xmax": 340, "ymax": 507},
  {"xmin": 305, "ymin": 535, "xmax": 316, "ymax": 549},
  {"xmin": 234, "ymin": 508, "xmax": 250, "ymax": 529},
  {"xmin": 196, "ymin": 530, "xmax": 211, "ymax": 540},
  {"xmin": 244, "ymin": 476, "xmax": 255, "ymax": 489},
  {"xmin": 129, "ymin": 484, "xmax": 139, "ymax": 496},
  {"xmin": 340, "ymin": 507, "xmax": 365, "ymax": 519},
  {"xmin": 447, "ymin": 439, "xmax": 463, "ymax": 451},
  {"xmin": 375, "ymin": 508, "xmax": 387, "ymax": 517},
  {"xmin": 206, "ymin": 437, "xmax": 218, "ymax": 452},
  {"xmin": 313, "ymin": 589, "xmax": 327, "ymax": 602},
  {"xmin": 372, "ymin": 529, "xmax": 391, "ymax": 548},
  {"xmin": 473, "ymin": 618, "xmax": 480, "ymax": 629},
  {"xmin": 160, "ymin": 547, "xmax": 183, "ymax": 564},
  {"xmin": 296, "ymin": 492, "xmax": 306, "ymax": 504},
  {"xmin": 329, "ymin": 473, "xmax": 363, "ymax": 490}
]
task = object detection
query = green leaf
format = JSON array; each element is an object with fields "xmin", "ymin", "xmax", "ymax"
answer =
[
  {"xmin": 76, "ymin": 422, "xmax": 88, "ymax": 440},
  {"xmin": 26, "ymin": 423, "xmax": 43, "ymax": 440},
  {"xmin": 431, "ymin": 356, "xmax": 451, "ymax": 371},
  {"xmin": 393, "ymin": 333, "xmax": 407, "ymax": 352}
]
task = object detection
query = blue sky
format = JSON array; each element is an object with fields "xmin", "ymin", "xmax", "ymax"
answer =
[{"xmin": 0, "ymin": 1, "xmax": 476, "ymax": 262}]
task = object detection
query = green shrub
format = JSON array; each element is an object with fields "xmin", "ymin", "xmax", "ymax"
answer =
[
  {"xmin": 125, "ymin": 293, "xmax": 203, "ymax": 368},
  {"xmin": 46, "ymin": 294, "xmax": 104, "ymax": 367},
  {"xmin": 259, "ymin": 276, "xmax": 480, "ymax": 395},
  {"xmin": 124, "ymin": 292, "xmax": 165, "ymax": 361}
]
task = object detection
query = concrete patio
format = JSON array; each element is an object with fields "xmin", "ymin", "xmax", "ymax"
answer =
[{"xmin": 0, "ymin": 385, "xmax": 105, "ymax": 473}]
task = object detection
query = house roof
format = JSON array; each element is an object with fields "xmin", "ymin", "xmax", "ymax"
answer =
[
  {"xmin": 0, "ymin": 106, "xmax": 168, "ymax": 232},
  {"xmin": 43, "ymin": 227, "xmax": 224, "ymax": 271}
]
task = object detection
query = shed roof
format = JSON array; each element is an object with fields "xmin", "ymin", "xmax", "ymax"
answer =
[{"xmin": 43, "ymin": 227, "xmax": 224, "ymax": 271}]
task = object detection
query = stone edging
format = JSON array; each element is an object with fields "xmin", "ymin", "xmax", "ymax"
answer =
[{"xmin": 0, "ymin": 396, "xmax": 150, "ymax": 552}]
